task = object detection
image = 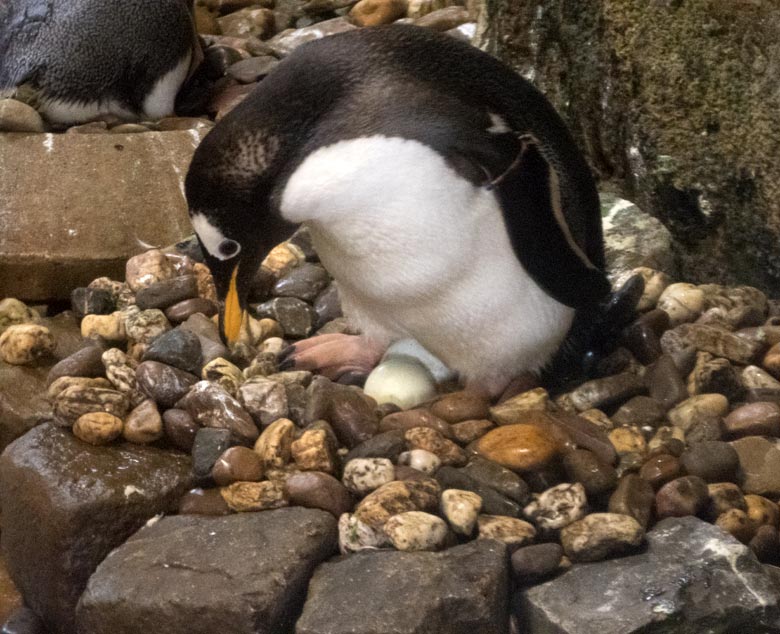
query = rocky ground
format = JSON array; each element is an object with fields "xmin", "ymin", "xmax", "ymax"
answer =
[{"xmin": 1, "ymin": 0, "xmax": 780, "ymax": 633}]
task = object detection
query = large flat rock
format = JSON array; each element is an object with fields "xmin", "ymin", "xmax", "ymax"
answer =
[
  {"xmin": 0, "ymin": 424, "xmax": 193, "ymax": 634},
  {"xmin": 295, "ymin": 541, "xmax": 510, "ymax": 634},
  {"xmin": 0, "ymin": 130, "xmax": 205, "ymax": 301},
  {"xmin": 76, "ymin": 509, "xmax": 339, "ymax": 634},
  {"xmin": 517, "ymin": 516, "xmax": 780, "ymax": 633}
]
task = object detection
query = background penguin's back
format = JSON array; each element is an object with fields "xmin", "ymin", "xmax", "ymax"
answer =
[{"xmin": 0, "ymin": 0, "xmax": 195, "ymax": 113}]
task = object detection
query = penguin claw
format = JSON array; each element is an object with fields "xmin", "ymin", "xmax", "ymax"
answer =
[{"xmin": 276, "ymin": 334, "xmax": 385, "ymax": 382}]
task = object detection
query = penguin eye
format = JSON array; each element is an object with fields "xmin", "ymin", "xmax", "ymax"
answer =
[{"xmin": 218, "ymin": 239, "xmax": 241, "ymax": 258}]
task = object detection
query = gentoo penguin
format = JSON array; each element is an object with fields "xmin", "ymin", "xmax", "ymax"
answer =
[
  {"xmin": 0, "ymin": 0, "xmax": 199, "ymax": 125},
  {"xmin": 185, "ymin": 24, "xmax": 613, "ymax": 397}
]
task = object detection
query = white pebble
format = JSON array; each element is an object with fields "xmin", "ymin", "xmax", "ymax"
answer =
[
  {"xmin": 657, "ymin": 283, "xmax": 704, "ymax": 326},
  {"xmin": 338, "ymin": 513, "xmax": 388, "ymax": 554},
  {"xmin": 477, "ymin": 515, "xmax": 537, "ymax": 548},
  {"xmin": 384, "ymin": 511, "xmax": 448, "ymax": 551},
  {"xmin": 441, "ymin": 489, "xmax": 482, "ymax": 535},
  {"xmin": 342, "ymin": 458, "xmax": 395, "ymax": 496},
  {"xmin": 363, "ymin": 356, "xmax": 436, "ymax": 410},
  {"xmin": 397, "ymin": 449, "xmax": 441, "ymax": 475},
  {"xmin": 524, "ymin": 483, "xmax": 588, "ymax": 531}
]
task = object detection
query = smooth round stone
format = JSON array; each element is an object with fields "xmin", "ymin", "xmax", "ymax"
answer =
[
  {"xmin": 724, "ymin": 402, "xmax": 780, "ymax": 438},
  {"xmin": 125, "ymin": 249, "xmax": 176, "ymax": 292},
  {"xmin": 741, "ymin": 365, "xmax": 780, "ymax": 390},
  {"xmin": 680, "ymin": 441, "xmax": 739, "ymax": 483},
  {"xmin": 405, "ymin": 427, "xmax": 466, "ymax": 467},
  {"xmin": 655, "ymin": 475, "xmax": 709, "ymax": 518},
  {"xmin": 345, "ymin": 430, "xmax": 406, "ymax": 463},
  {"xmin": 394, "ymin": 465, "xmax": 429, "ymax": 482},
  {"xmin": 511, "ymin": 543, "xmax": 564, "ymax": 582},
  {"xmin": 313, "ymin": 284, "xmax": 343, "ymax": 328},
  {"xmin": 657, "ymin": 283, "xmax": 705, "ymax": 325},
  {"xmin": 212, "ymin": 446, "xmax": 264, "ymax": 485},
  {"xmin": 81, "ymin": 312, "xmax": 126, "ymax": 341},
  {"xmin": 562, "ymin": 513, "xmax": 645, "ymax": 564},
  {"xmin": 476, "ymin": 424, "xmax": 561, "ymax": 472},
  {"xmin": 384, "ymin": 511, "xmax": 448, "ymax": 551},
  {"xmin": 162, "ymin": 408, "xmax": 199, "ymax": 452},
  {"xmin": 70, "ymin": 287, "xmax": 114, "ymax": 320},
  {"xmin": 763, "ymin": 343, "xmax": 780, "ymax": 378},
  {"xmin": 220, "ymin": 480, "xmax": 289, "ymax": 512},
  {"xmin": 73, "ymin": 412, "xmax": 123, "ymax": 445},
  {"xmin": 523, "ymin": 483, "xmax": 587, "ymax": 532},
  {"xmin": 178, "ymin": 487, "xmax": 232, "ymax": 516},
  {"xmin": 47, "ymin": 345, "xmax": 106, "ymax": 385},
  {"xmin": 451, "ymin": 419, "xmax": 495, "ymax": 444},
  {"xmin": 611, "ymin": 396, "xmax": 666, "ymax": 428},
  {"xmin": 647, "ymin": 427, "xmax": 685, "ymax": 456},
  {"xmin": 715, "ymin": 509, "xmax": 756, "ymax": 543},
  {"xmin": 136, "ymin": 360, "xmax": 199, "ymax": 409},
  {"xmin": 608, "ymin": 474, "xmax": 655, "ymax": 529},
  {"xmin": 685, "ymin": 416, "xmax": 724, "ymax": 443},
  {"xmin": 462, "ymin": 457, "xmax": 530, "ymax": 504},
  {"xmin": 254, "ymin": 418, "xmax": 295, "ymax": 469},
  {"xmin": 0, "ymin": 99, "xmax": 44, "ymax": 132},
  {"xmin": 646, "ymin": 354, "xmax": 688, "ymax": 409},
  {"xmin": 142, "ymin": 329, "xmax": 202, "ymax": 376},
  {"xmin": 431, "ymin": 391, "xmax": 491, "ymax": 424},
  {"xmin": 285, "ymin": 471, "xmax": 353, "ymax": 517},
  {"xmin": 563, "ymin": 449, "xmax": 618, "ymax": 496},
  {"xmin": 730, "ymin": 436, "xmax": 780, "ymax": 496},
  {"xmin": 165, "ymin": 298, "xmax": 219, "ymax": 324},
  {"xmin": 0, "ymin": 324, "xmax": 55, "ymax": 365},
  {"xmin": 622, "ymin": 321, "xmax": 662, "ymax": 365},
  {"xmin": 668, "ymin": 394, "xmax": 729, "ymax": 433},
  {"xmin": 363, "ymin": 356, "xmax": 437, "ymax": 410},
  {"xmin": 706, "ymin": 482, "xmax": 747, "ymax": 519},
  {"xmin": 123, "ymin": 399, "xmax": 163, "ymax": 444},
  {"xmin": 477, "ymin": 515, "xmax": 536, "ymax": 550},
  {"xmin": 349, "ymin": 0, "xmax": 407, "ymax": 26},
  {"xmin": 440, "ymin": 489, "xmax": 482, "ymax": 535},
  {"xmin": 639, "ymin": 454, "xmax": 682, "ymax": 489},
  {"xmin": 745, "ymin": 494, "xmax": 780, "ymax": 528},
  {"xmin": 192, "ymin": 428, "xmax": 233, "ymax": 479},
  {"xmin": 379, "ymin": 408, "xmax": 452, "ymax": 438},
  {"xmin": 338, "ymin": 513, "xmax": 388, "ymax": 553},
  {"xmin": 489, "ymin": 388, "xmax": 550, "ymax": 426},
  {"xmin": 608, "ymin": 426, "xmax": 647, "ymax": 456},
  {"xmin": 749, "ymin": 525, "xmax": 780, "ymax": 564},
  {"xmin": 181, "ymin": 381, "xmax": 260, "ymax": 447},
  {"xmin": 327, "ymin": 388, "xmax": 380, "ymax": 448},
  {"xmin": 342, "ymin": 458, "xmax": 395, "ymax": 495},
  {"xmin": 135, "ymin": 275, "xmax": 198, "ymax": 311},
  {"xmin": 398, "ymin": 449, "xmax": 441, "ymax": 475},
  {"xmin": 272, "ymin": 262, "xmax": 330, "ymax": 301}
]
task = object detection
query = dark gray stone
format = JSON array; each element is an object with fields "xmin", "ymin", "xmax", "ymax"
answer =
[
  {"xmin": 344, "ymin": 430, "xmax": 406, "ymax": 463},
  {"xmin": 142, "ymin": 329, "xmax": 202, "ymax": 375},
  {"xmin": 0, "ymin": 363, "xmax": 51, "ymax": 453},
  {"xmin": 70, "ymin": 288, "xmax": 114, "ymax": 320},
  {"xmin": 296, "ymin": 541, "xmax": 509, "ymax": 634},
  {"xmin": 76, "ymin": 509, "xmax": 338, "ymax": 634},
  {"xmin": 47, "ymin": 344, "xmax": 105, "ymax": 385},
  {"xmin": 1, "ymin": 607, "xmax": 47, "ymax": 634},
  {"xmin": 517, "ymin": 517, "xmax": 780, "ymax": 633},
  {"xmin": 313, "ymin": 284, "xmax": 342, "ymax": 328},
  {"xmin": 253, "ymin": 297, "xmax": 316, "ymax": 338},
  {"xmin": 136, "ymin": 360, "xmax": 199, "ymax": 410},
  {"xmin": 272, "ymin": 263, "xmax": 330, "ymax": 302},
  {"xmin": 436, "ymin": 466, "xmax": 521, "ymax": 517},
  {"xmin": 0, "ymin": 424, "xmax": 192, "ymax": 634},
  {"xmin": 461, "ymin": 457, "xmax": 529, "ymax": 504},
  {"xmin": 191, "ymin": 427, "xmax": 232, "ymax": 480},
  {"xmin": 135, "ymin": 275, "xmax": 198, "ymax": 311}
]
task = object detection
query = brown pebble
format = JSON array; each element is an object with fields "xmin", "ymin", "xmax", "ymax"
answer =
[
  {"xmin": 291, "ymin": 428, "xmax": 338, "ymax": 474},
  {"xmin": 655, "ymin": 475, "xmax": 709, "ymax": 519},
  {"xmin": 475, "ymin": 424, "xmax": 561, "ymax": 472},
  {"xmin": 744, "ymin": 494, "xmax": 780, "ymax": 528},
  {"xmin": 394, "ymin": 465, "xmax": 429, "ymax": 481},
  {"xmin": 212, "ymin": 446, "xmax": 264, "ymax": 486},
  {"xmin": 715, "ymin": 509, "xmax": 756, "ymax": 543},
  {"xmin": 511, "ymin": 543, "xmax": 564, "ymax": 582},
  {"xmin": 763, "ymin": 342, "xmax": 780, "ymax": 378},
  {"xmin": 562, "ymin": 449, "xmax": 618, "ymax": 497},
  {"xmin": 723, "ymin": 402, "xmax": 780, "ymax": 438},
  {"xmin": 706, "ymin": 482, "xmax": 748, "ymax": 520},
  {"xmin": 380, "ymin": 408, "xmax": 453, "ymax": 439},
  {"xmin": 430, "ymin": 391, "xmax": 489, "ymax": 423},
  {"xmin": 285, "ymin": 471, "xmax": 354, "ymax": 517},
  {"xmin": 221, "ymin": 480, "xmax": 289, "ymax": 512},
  {"xmin": 639, "ymin": 454, "xmax": 682, "ymax": 489},
  {"xmin": 608, "ymin": 474, "xmax": 655, "ymax": 529},
  {"xmin": 122, "ymin": 399, "xmax": 164, "ymax": 444},
  {"xmin": 646, "ymin": 354, "xmax": 688, "ymax": 409},
  {"xmin": 164, "ymin": 297, "xmax": 219, "ymax": 323},
  {"xmin": 178, "ymin": 487, "xmax": 232, "ymax": 516},
  {"xmin": 162, "ymin": 408, "xmax": 199, "ymax": 452},
  {"xmin": 73, "ymin": 412, "xmax": 123, "ymax": 445},
  {"xmin": 450, "ymin": 419, "xmax": 495, "ymax": 445},
  {"xmin": 749, "ymin": 525, "xmax": 780, "ymax": 564},
  {"xmin": 405, "ymin": 427, "xmax": 467, "ymax": 467}
]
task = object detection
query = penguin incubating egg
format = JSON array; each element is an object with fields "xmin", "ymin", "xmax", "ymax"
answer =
[
  {"xmin": 0, "ymin": 0, "xmax": 198, "ymax": 125},
  {"xmin": 186, "ymin": 24, "xmax": 612, "ymax": 397}
]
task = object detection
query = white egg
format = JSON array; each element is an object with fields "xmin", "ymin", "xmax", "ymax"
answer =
[{"xmin": 363, "ymin": 355, "xmax": 437, "ymax": 409}]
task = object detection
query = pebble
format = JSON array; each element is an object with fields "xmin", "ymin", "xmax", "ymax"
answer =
[
  {"xmin": 404, "ymin": 427, "xmax": 466, "ymax": 467},
  {"xmin": 345, "ymin": 430, "xmax": 406, "ymax": 463},
  {"xmin": 211, "ymin": 446, "xmax": 264, "ymax": 485},
  {"xmin": 384, "ymin": 511, "xmax": 449, "ymax": 551},
  {"xmin": 193, "ymin": 263, "xmax": 218, "ymax": 302},
  {"xmin": 135, "ymin": 275, "xmax": 198, "ymax": 311},
  {"xmin": 730, "ymin": 436, "xmax": 780, "ymax": 496},
  {"xmin": 70, "ymin": 287, "xmax": 115, "ymax": 319},
  {"xmin": 647, "ymin": 427, "xmax": 686, "ymax": 456},
  {"xmin": 135, "ymin": 360, "xmax": 199, "ymax": 409},
  {"xmin": 0, "ymin": 298, "xmax": 38, "ymax": 334},
  {"xmin": 431, "ymin": 391, "xmax": 491, "ymax": 423},
  {"xmin": 622, "ymin": 321, "xmax": 662, "ymax": 365},
  {"xmin": 435, "ymin": 466, "xmax": 521, "ymax": 517},
  {"xmin": 220, "ymin": 480, "xmax": 289, "ymax": 512},
  {"xmin": 54, "ymin": 385, "xmax": 130, "ymax": 425},
  {"xmin": 122, "ymin": 399, "xmax": 163, "ymax": 444},
  {"xmin": 749, "ymin": 525, "xmax": 780, "ymax": 564},
  {"xmin": 764, "ymin": 343, "xmax": 780, "ymax": 378},
  {"xmin": 657, "ymin": 283, "xmax": 704, "ymax": 325},
  {"xmin": 253, "ymin": 297, "xmax": 315, "ymax": 338},
  {"xmin": 440, "ymin": 489, "xmax": 482, "ymax": 535},
  {"xmin": 561, "ymin": 513, "xmax": 644, "ymax": 562},
  {"xmin": 313, "ymin": 284, "xmax": 343, "ymax": 327},
  {"xmin": 327, "ymin": 387, "xmax": 380, "ymax": 448},
  {"xmin": 541, "ymin": 410, "xmax": 617, "ymax": 466},
  {"xmin": 398, "ymin": 449, "xmax": 442, "ymax": 475},
  {"xmin": 0, "ymin": 324, "xmax": 55, "ymax": 365},
  {"xmin": 744, "ymin": 494, "xmax": 780, "ymax": 528},
  {"xmin": 413, "ymin": 5, "xmax": 470, "ymax": 29},
  {"xmin": 686, "ymin": 353, "xmax": 743, "ymax": 401},
  {"xmin": 451, "ymin": 419, "xmax": 495, "ymax": 444},
  {"xmin": 477, "ymin": 515, "xmax": 536, "ymax": 550},
  {"xmin": 0, "ymin": 99, "xmax": 45, "ymax": 132},
  {"xmin": 715, "ymin": 509, "xmax": 756, "ymax": 543},
  {"xmin": 363, "ymin": 356, "xmax": 437, "ymax": 410},
  {"xmin": 291, "ymin": 428, "xmax": 338, "ymax": 473},
  {"xmin": 272, "ymin": 262, "xmax": 330, "ymax": 301},
  {"xmin": 405, "ymin": 0, "xmax": 449, "ymax": 18},
  {"xmin": 511, "ymin": 543, "xmax": 564, "ymax": 582},
  {"xmin": 565, "ymin": 372, "xmax": 646, "ymax": 412},
  {"xmin": 354, "ymin": 479, "xmax": 440, "ymax": 529},
  {"xmin": 379, "ymin": 408, "xmax": 452, "ymax": 438},
  {"xmin": 192, "ymin": 428, "xmax": 233, "ymax": 479},
  {"xmin": 125, "ymin": 249, "xmax": 176, "ymax": 293},
  {"xmin": 475, "ymin": 424, "xmax": 561, "ymax": 472},
  {"xmin": 202, "ymin": 357, "xmax": 243, "ymax": 395},
  {"xmin": 48, "ymin": 375, "xmax": 111, "ymax": 400},
  {"xmin": 646, "ymin": 354, "xmax": 688, "ymax": 408},
  {"xmin": 342, "ymin": 458, "xmax": 395, "ymax": 495},
  {"xmin": 73, "ymin": 412, "xmax": 124, "ymax": 445},
  {"xmin": 723, "ymin": 402, "xmax": 780, "ymax": 438},
  {"xmin": 338, "ymin": 513, "xmax": 388, "ymax": 553},
  {"xmin": 741, "ymin": 365, "xmax": 780, "ymax": 390},
  {"xmin": 608, "ymin": 474, "xmax": 655, "ymax": 529},
  {"xmin": 165, "ymin": 297, "xmax": 218, "ymax": 324},
  {"xmin": 667, "ymin": 393, "xmax": 729, "ymax": 433},
  {"xmin": 349, "ymin": 0, "xmax": 407, "ymax": 26},
  {"xmin": 706, "ymin": 482, "xmax": 747, "ymax": 519},
  {"xmin": 218, "ymin": 7, "xmax": 275, "ymax": 38},
  {"xmin": 523, "ymin": 483, "xmax": 588, "ymax": 532},
  {"xmin": 142, "ymin": 329, "xmax": 202, "ymax": 375},
  {"xmin": 253, "ymin": 418, "xmax": 295, "ymax": 469},
  {"xmin": 679, "ymin": 441, "xmax": 739, "ymax": 482},
  {"xmin": 462, "ymin": 457, "xmax": 530, "ymax": 504},
  {"xmin": 661, "ymin": 323, "xmax": 764, "ymax": 365},
  {"xmin": 489, "ymin": 388, "xmax": 549, "ymax": 425},
  {"xmin": 178, "ymin": 488, "xmax": 232, "ymax": 516},
  {"xmin": 638, "ymin": 454, "xmax": 682, "ymax": 489},
  {"xmin": 655, "ymin": 475, "xmax": 709, "ymax": 518},
  {"xmin": 608, "ymin": 426, "xmax": 647, "ymax": 456},
  {"xmin": 102, "ymin": 348, "xmax": 144, "ymax": 407},
  {"xmin": 227, "ymin": 55, "xmax": 280, "ymax": 83},
  {"xmin": 162, "ymin": 408, "xmax": 199, "ymax": 452},
  {"xmin": 562, "ymin": 449, "xmax": 618, "ymax": 496},
  {"xmin": 611, "ymin": 396, "xmax": 665, "ymax": 428},
  {"xmin": 285, "ymin": 471, "xmax": 353, "ymax": 517},
  {"xmin": 180, "ymin": 381, "xmax": 259, "ymax": 446},
  {"xmin": 48, "ymin": 345, "xmax": 106, "ymax": 385},
  {"xmin": 239, "ymin": 377, "xmax": 289, "ymax": 427},
  {"xmin": 124, "ymin": 309, "xmax": 171, "ymax": 345},
  {"xmin": 621, "ymin": 267, "xmax": 670, "ymax": 311}
]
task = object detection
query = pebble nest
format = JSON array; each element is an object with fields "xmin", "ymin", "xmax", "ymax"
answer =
[{"xmin": 2, "ymin": 230, "xmax": 780, "ymax": 584}]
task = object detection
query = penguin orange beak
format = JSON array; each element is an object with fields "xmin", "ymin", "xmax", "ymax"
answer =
[{"xmin": 221, "ymin": 265, "xmax": 244, "ymax": 346}]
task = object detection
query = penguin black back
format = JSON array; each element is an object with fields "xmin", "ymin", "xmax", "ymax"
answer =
[{"xmin": 0, "ymin": 0, "xmax": 197, "ymax": 123}]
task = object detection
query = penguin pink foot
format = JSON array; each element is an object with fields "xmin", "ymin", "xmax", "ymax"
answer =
[{"xmin": 279, "ymin": 334, "xmax": 386, "ymax": 384}]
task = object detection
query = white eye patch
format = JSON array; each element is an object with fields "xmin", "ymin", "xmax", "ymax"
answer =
[{"xmin": 191, "ymin": 213, "xmax": 242, "ymax": 261}]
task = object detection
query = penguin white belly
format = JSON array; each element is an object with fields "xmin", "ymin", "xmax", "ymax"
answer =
[
  {"xmin": 281, "ymin": 135, "xmax": 575, "ymax": 393},
  {"xmin": 142, "ymin": 52, "xmax": 192, "ymax": 120}
]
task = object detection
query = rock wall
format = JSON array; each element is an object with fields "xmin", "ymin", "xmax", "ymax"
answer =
[{"xmin": 478, "ymin": 0, "xmax": 780, "ymax": 294}]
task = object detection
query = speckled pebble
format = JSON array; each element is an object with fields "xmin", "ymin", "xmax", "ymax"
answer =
[
  {"xmin": 220, "ymin": 480, "xmax": 288, "ymax": 512},
  {"xmin": 560, "ymin": 513, "xmax": 644, "ymax": 562},
  {"xmin": 73, "ymin": 412, "xmax": 124, "ymax": 445},
  {"xmin": 0, "ymin": 324, "xmax": 55, "ymax": 365},
  {"xmin": 477, "ymin": 514, "xmax": 536, "ymax": 550},
  {"xmin": 398, "ymin": 449, "xmax": 442, "ymax": 475},
  {"xmin": 342, "ymin": 457, "xmax": 395, "ymax": 495},
  {"xmin": 291, "ymin": 428, "xmax": 338, "ymax": 473},
  {"xmin": 338, "ymin": 512, "xmax": 388, "ymax": 553},
  {"xmin": 80, "ymin": 312, "xmax": 127, "ymax": 341},
  {"xmin": 253, "ymin": 418, "xmax": 295, "ymax": 469},
  {"xmin": 523, "ymin": 483, "xmax": 588, "ymax": 532},
  {"xmin": 440, "ymin": 489, "xmax": 482, "ymax": 535},
  {"xmin": 125, "ymin": 249, "xmax": 177, "ymax": 292},
  {"xmin": 404, "ymin": 427, "xmax": 466, "ymax": 467},
  {"xmin": 384, "ymin": 511, "xmax": 449, "ymax": 551}
]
